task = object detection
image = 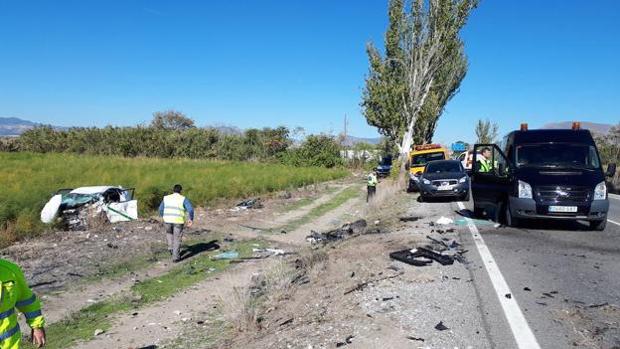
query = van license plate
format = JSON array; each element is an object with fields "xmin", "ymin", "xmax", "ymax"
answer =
[{"xmin": 548, "ymin": 206, "xmax": 577, "ymax": 213}]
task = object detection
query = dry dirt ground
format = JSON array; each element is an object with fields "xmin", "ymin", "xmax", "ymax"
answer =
[{"xmin": 6, "ymin": 176, "xmax": 492, "ymax": 348}]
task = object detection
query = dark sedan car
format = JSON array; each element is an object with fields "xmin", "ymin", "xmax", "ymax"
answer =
[{"xmin": 418, "ymin": 160, "xmax": 470, "ymax": 202}]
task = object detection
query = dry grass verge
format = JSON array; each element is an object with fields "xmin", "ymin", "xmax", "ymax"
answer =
[{"xmin": 218, "ymin": 249, "xmax": 329, "ymax": 333}]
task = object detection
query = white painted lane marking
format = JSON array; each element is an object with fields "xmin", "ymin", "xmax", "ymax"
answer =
[
  {"xmin": 456, "ymin": 201, "xmax": 541, "ymax": 349},
  {"xmin": 608, "ymin": 219, "xmax": 620, "ymax": 227}
]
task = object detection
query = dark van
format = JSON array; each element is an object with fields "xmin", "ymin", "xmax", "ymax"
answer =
[{"xmin": 471, "ymin": 123, "xmax": 616, "ymax": 231}]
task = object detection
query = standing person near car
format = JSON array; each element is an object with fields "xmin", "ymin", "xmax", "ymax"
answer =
[
  {"xmin": 477, "ymin": 147, "xmax": 493, "ymax": 173},
  {"xmin": 0, "ymin": 259, "xmax": 46, "ymax": 348},
  {"xmin": 159, "ymin": 184, "xmax": 194, "ymax": 263},
  {"xmin": 367, "ymin": 171, "xmax": 378, "ymax": 202}
]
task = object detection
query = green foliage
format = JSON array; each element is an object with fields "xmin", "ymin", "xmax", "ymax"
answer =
[
  {"xmin": 596, "ymin": 124, "xmax": 620, "ymax": 190},
  {"xmin": 0, "ymin": 152, "xmax": 348, "ymax": 245},
  {"xmin": 361, "ymin": 0, "xmax": 408, "ymax": 145},
  {"xmin": 150, "ymin": 109, "xmax": 196, "ymax": 130},
  {"xmin": 362, "ymin": 0, "xmax": 477, "ymax": 153},
  {"xmin": 280, "ymin": 135, "xmax": 344, "ymax": 168},
  {"xmin": 475, "ymin": 118, "xmax": 499, "ymax": 144},
  {"xmin": 16, "ymin": 125, "xmax": 293, "ymax": 161}
]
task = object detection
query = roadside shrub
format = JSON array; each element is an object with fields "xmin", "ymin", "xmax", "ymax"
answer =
[{"xmin": 281, "ymin": 135, "xmax": 344, "ymax": 168}]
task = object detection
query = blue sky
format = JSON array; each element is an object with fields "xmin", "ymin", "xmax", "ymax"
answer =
[{"xmin": 0, "ymin": 1, "xmax": 618, "ymax": 144}]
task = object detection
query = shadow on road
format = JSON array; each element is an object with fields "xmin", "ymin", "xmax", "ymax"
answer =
[{"xmin": 181, "ymin": 240, "xmax": 220, "ymax": 260}]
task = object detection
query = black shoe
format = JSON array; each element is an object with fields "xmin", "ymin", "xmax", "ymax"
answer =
[{"xmin": 172, "ymin": 258, "xmax": 180, "ymax": 263}]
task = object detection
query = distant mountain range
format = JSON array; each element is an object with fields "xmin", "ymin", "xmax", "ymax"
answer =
[
  {"xmin": 341, "ymin": 135, "xmax": 382, "ymax": 146},
  {"xmin": 0, "ymin": 117, "xmax": 40, "ymax": 136},
  {"xmin": 542, "ymin": 121, "xmax": 615, "ymax": 135}
]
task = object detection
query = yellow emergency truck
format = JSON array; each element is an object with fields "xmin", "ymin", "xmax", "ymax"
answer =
[{"xmin": 407, "ymin": 144, "xmax": 449, "ymax": 192}]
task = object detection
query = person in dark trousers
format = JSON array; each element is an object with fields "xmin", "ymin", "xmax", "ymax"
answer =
[
  {"xmin": 159, "ymin": 184, "xmax": 194, "ymax": 262},
  {"xmin": 367, "ymin": 171, "xmax": 378, "ymax": 202}
]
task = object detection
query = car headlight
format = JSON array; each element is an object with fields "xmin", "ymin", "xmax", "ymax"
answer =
[
  {"xmin": 458, "ymin": 176, "xmax": 467, "ymax": 183},
  {"xmin": 518, "ymin": 180, "xmax": 532, "ymax": 199},
  {"xmin": 594, "ymin": 181, "xmax": 607, "ymax": 200},
  {"xmin": 422, "ymin": 179, "xmax": 431, "ymax": 185}
]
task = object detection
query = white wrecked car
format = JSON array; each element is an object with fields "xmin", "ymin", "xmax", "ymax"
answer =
[{"xmin": 41, "ymin": 186, "xmax": 138, "ymax": 230}]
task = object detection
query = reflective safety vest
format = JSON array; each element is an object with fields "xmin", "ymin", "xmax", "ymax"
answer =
[
  {"xmin": 367, "ymin": 174, "xmax": 378, "ymax": 187},
  {"xmin": 162, "ymin": 193, "xmax": 187, "ymax": 224},
  {"xmin": 478, "ymin": 158, "xmax": 492, "ymax": 172},
  {"xmin": 0, "ymin": 259, "xmax": 45, "ymax": 349}
]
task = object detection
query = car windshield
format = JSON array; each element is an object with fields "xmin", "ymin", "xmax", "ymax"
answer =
[
  {"xmin": 412, "ymin": 151, "xmax": 445, "ymax": 165},
  {"xmin": 516, "ymin": 143, "xmax": 601, "ymax": 169},
  {"xmin": 426, "ymin": 161, "xmax": 462, "ymax": 173}
]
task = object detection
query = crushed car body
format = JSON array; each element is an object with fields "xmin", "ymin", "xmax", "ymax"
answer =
[{"xmin": 41, "ymin": 186, "xmax": 138, "ymax": 230}]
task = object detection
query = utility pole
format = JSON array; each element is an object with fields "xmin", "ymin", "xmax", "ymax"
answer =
[{"xmin": 343, "ymin": 114, "xmax": 348, "ymax": 145}]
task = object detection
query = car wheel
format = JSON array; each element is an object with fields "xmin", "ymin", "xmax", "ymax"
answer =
[
  {"xmin": 590, "ymin": 219, "xmax": 606, "ymax": 231},
  {"xmin": 418, "ymin": 195, "xmax": 425, "ymax": 202},
  {"xmin": 505, "ymin": 201, "xmax": 519, "ymax": 227}
]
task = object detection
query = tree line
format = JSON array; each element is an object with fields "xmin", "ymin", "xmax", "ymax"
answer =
[{"xmin": 1, "ymin": 110, "xmax": 345, "ymax": 168}]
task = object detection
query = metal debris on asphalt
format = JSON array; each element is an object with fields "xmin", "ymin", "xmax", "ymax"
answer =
[
  {"xmin": 399, "ymin": 216, "xmax": 421, "ymax": 222},
  {"xmin": 406, "ymin": 336, "xmax": 425, "ymax": 342},
  {"xmin": 435, "ymin": 321, "xmax": 449, "ymax": 331}
]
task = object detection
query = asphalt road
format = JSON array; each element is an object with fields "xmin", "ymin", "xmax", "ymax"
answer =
[{"xmin": 453, "ymin": 195, "xmax": 620, "ymax": 349}]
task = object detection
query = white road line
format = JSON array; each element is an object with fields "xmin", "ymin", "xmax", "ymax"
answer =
[
  {"xmin": 456, "ymin": 201, "xmax": 541, "ymax": 349},
  {"xmin": 608, "ymin": 219, "xmax": 620, "ymax": 227}
]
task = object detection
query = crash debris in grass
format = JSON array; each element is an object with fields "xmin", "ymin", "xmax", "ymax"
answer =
[
  {"xmin": 232, "ymin": 198, "xmax": 264, "ymax": 211},
  {"xmin": 40, "ymin": 186, "xmax": 138, "ymax": 230},
  {"xmin": 306, "ymin": 220, "xmax": 368, "ymax": 244}
]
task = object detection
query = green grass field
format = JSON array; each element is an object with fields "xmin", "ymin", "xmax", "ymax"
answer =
[{"xmin": 0, "ymin": 152, "xmax": 348, "ymax": 245}]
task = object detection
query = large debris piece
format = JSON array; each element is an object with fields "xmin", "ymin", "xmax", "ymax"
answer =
[
  {"xmin": 236, "ymin": 198, "xmax": 264, "ymax": 210},
  {"xmin": 40, "ymin": 186, "xmax": 138, "ymax": 230},
  {"xmin": 306, "ymin": 220, "xmax": 368, "ymax": 244}
]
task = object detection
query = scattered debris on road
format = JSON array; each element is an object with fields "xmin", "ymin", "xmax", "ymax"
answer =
[
  {"xmin": 406, "ymin": 335, "xmax": 425, "ymax": 342},
  {"xmin": 436, "ymin": 216, "xmax": 453, "ymax": 225},
  {"xmin": 390, "ymin": 247, "xmax": 455, "ymax": 266},
  {"xmin": 399, "ymin": 216, "xmax": 421, "ymax": 222},
  {"xmin": 435, "ymin": 321, "xmax": 449, "ymax": 331},
  {"xmin": 335, "ymin": 335, "xmax": 355, "ymax": 347}
]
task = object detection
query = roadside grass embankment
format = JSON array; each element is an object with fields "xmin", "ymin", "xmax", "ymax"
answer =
[
  {"xmin": 0, "ymin": 152, "xmax": 349, "ymax": 246},
  {"xmin": 22, "ymin": 238, "xmax": 265, "ymax": 349}
]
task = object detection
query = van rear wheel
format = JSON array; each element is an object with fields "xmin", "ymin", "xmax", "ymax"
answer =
[{"xmin": 590, "ymin": 219, "xmax": 606, "ymax": 231}]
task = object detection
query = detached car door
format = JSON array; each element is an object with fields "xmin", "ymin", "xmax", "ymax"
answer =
[{"xmin": 471, "ymin": 144, "xmax": 513, "ymax": 218}]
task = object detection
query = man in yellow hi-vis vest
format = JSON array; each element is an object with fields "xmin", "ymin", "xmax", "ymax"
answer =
[
  {"xmin": 0, "ymin": 259, "xmax": 46, "ymax": 348},
  {"xmin": 158, "ymin": 184, "xmax": 195, "ymax": 263},
  {"xmin": 367, "ymin": 171, "xmax": 378, "ymax": 202}
]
